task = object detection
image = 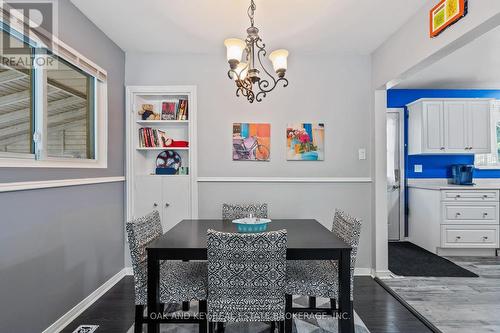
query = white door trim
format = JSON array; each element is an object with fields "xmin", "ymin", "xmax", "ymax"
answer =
[
  {"xmin": 197, "ymin": 177, "xmax": 372, "ymax": 183},
  {"xmin": 387, "ymin": 108, "xmax": 406, "ymax": 240}
]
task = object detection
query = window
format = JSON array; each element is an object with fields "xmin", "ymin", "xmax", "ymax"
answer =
[
  {"xmin": 0, "ymin": 20, "xmax": 107, "ymax": 168},
  {"xmin": 0, "ymin": 29, "xmax": 34, "ymax": 155},
  {"xmin": 475, "ymin": 102, "xmax": 500, "ymax": 169},
  {"xmin": 46, "ymin": 55, "xmax": 95, "ymax": 159}
]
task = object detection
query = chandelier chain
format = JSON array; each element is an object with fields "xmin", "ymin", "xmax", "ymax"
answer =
[{"xmin": 247, "ymin": 0, "xmax": 256, "ymax": 27}]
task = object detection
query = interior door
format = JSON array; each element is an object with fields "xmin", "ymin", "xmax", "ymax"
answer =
[
  {"xmin": 423, "ymin": 102, "xmax": 444, "ymax": 153},
  {"xmin": 468, "ymin": 101, "xmax": 491, "ymax": 153},
  {"xmin": 162, "ymin": 177, "xmax": 191, "ymax": 232},
  {"xmin": 444, "ymin": 101, "xmax": 468, "ymax": 153},
  {"xmin": 387, "ymin": 112, "xmax": 400, "ymax": 241}
]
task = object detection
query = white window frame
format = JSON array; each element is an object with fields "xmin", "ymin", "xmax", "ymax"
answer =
[
  {"xmin": 475, "ymin": 101, "xmax": 500, "ymax": 170},
  {"xmin": 0, "ymin": 11, "xmax": 108, "ymax": 168}
]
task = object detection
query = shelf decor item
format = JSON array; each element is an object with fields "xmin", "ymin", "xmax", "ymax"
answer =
[
  {"xmin": 155, "ymin": 150, "xmax": 182, "ymax": 175},
  {"xmin": 286, "ymin": 123, "xmax": 325, "ymax": 161},
  {"xmin": 232, "ymin": 123, "xmax": 270, "ymax": 161},
  {"xmin": 223, "ymin": 0, "xmax": 289, "ymax": 103}
]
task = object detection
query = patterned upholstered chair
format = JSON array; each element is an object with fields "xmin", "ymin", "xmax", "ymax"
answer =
[
  {"xmin": 207, "ymin": 229, "xmax": 287, "ymax": 333},
  {"xmin": 221, "ymin": 203, "xmax": 268, "ymax": 220},
  {"xmin": 285, "ymin": 209, "xmax": 362, "ymax": 329},
  {"xmin": 126, "ymin": 211, "xmax": 208, "ymax": 333}
]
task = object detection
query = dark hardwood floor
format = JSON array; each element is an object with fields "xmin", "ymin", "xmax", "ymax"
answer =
[{"xmin": 62, "ymin": 276, "xmax": 431, "ymax": 333}]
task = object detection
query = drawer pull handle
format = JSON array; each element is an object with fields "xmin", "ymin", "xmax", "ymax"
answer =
[
  {"xmin": 456, "ymin": 236, "xmax": 462, "ymax": 240},
  {"xmin": 483, "ymin": 212, "xmax": 488, "ymax": 217},
  {"xmin": 483, "ymin": 236, "xmax": 489, "ymax": 241},
  {"xmin": 153, "ymin": 202, "xmax": 158, "ymax": 208},
  {"xmin": 456, "ymin": 212, "xmax": 461, "ymax": 216},
  {"xmin": 440, "ymin": 147, "xmax": 445, "ymax": 150},
  {"xmin": 455, "ymin": 195, "xmax": 461, "ymax": 198},
  {"xmin": 483, "ymin": 195, "xmax": 488, "ymax": 199},
  {"xmin": 165, "ymin": 203, "xmax": 170, "ymax": 207}
]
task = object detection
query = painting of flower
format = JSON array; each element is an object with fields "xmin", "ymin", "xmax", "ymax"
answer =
[{"xmin": 286, "ymin": 123, "xmax": 324, "ymax": 161}]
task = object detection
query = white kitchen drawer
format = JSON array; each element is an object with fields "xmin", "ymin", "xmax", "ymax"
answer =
[
  {"xmin": 442, "ymin": 202, "xmax": 499, "ymax": 224},
  {"xmin": 441, "ymin": 225, "xmax": 499, "ymax": 248},
  {"xmin": 441, "ymin": 190, "xmax": 499, "ymax": 202}
]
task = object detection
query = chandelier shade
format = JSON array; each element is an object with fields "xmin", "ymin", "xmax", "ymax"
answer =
[{"xmin": 223, "ymin": 0, "xmax": 289, "ymax": 103}]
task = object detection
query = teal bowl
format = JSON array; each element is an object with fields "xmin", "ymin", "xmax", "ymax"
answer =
[{"xmin": 235, "ymin": 222, "xmax": 269, "ymax": 233}]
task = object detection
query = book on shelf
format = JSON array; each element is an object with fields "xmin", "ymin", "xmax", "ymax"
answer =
[
  {"xmin": 138, "ymin": 127, "xmax": 174, "ymax": 148},
  {"xmin": 161, "ymin": 99, "xmax": 188, "ymax": 121}
]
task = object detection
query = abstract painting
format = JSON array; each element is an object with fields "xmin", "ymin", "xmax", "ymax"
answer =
[
  {"xmin": 233, "ymin": 123, "xmax": 271, "ymax": 161},
  {"xmin": 286, "ymin": 123, "xmax": 325, "ymax": 161}
]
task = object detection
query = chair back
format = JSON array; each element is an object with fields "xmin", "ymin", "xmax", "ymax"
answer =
[
  {"xmin": 207, "ymin": 229, "xmax": 287, "ymax": 322},
  {"xmin": 332, "ymin": 209, "xmax": 362, "ymax": 300},
  {"xmin": 222, "ymin": 203, "xmax": 268, "ymax": 220},
  {"xmin": 126, "ymin": 210, "xmax": 163, "ymax": 274}
]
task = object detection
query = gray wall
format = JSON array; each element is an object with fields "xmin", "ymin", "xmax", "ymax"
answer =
[
  {"xmin": 0, "ymin": 1, "xmax": 125, "ymax": 332},
  {"xmin": 126, "ymin": 52, "xmax": 373, "ymax": 269}
]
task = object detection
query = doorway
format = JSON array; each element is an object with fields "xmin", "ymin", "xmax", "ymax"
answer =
[{"xmin": 387, "ymin": 109, "xmax": 405, "ymax": 241}]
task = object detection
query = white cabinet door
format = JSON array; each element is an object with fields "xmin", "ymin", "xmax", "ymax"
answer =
[
  {"xmin": 134, "ymin": 175, "xmax": 162, "ymax": 220},
  {"xmin": 444, "ymin": 101, "xmax": 468, "ymax": 153},
  {"xmin": 162, "ymin": 177, "xmax": 191, "ymax": 232},
  {"xmin": 468, "ymin": 101, "xmax": 491, "ymax": 154},
  {"xmin": 422, "ymin": 102, "xmax": 444, "ymax": 153}
]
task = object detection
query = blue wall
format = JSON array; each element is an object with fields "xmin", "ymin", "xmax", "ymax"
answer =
[{"xmin": 387, "ymin": 89, "xmax": 500, "ymax": 179}]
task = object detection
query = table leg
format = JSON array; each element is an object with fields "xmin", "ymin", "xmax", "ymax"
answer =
[
  {"xmin": 338, "ymin": 249, "xmax": 354, "ymax": 333},
  {"xmin": 147, "ymin": 253, "xmax": 160, "ymax": 333}
]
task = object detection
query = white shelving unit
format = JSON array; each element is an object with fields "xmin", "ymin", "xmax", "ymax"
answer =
[{"xmin": 126, "ymin": 86, "xmax": 198, "ymax": 236}]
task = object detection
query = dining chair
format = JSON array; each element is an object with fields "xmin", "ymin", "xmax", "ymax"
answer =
[
  {"xmin": 207, "ymin": 229, "xmax": 287, "ymax": 333},
  {"xmin": 221, "ymin": 203, "xmax": 268, "ymax": 220},
  {"xmin": 285, "ymin": 209, "xmax": 362, "ymax": 331},
  {"xmin": 126, "ymin": 210, "xmax": 208, "ymax": 333}
]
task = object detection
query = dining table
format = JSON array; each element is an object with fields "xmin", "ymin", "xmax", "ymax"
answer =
[{"xmin": 146, "ymin": 219, "xmax": 354, "ymax": 333}]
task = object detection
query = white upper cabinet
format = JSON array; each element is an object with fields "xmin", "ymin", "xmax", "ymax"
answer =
[{"xmin": 408, "ymin": 99, "xmax": 493, "ymax": 155}]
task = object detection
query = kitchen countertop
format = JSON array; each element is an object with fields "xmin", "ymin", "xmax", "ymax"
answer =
[{"xmin": 407, "ymin": 179, "xmax": 500, "ymax": 190}]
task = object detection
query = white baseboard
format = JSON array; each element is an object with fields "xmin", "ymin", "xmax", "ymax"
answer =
[
  {"xmin": 0, "ymin": 176, "xmax": 125, "ymax": 193},
  {"xmin": 42, "ymin": 268, "xmax": 128, "ymax": 333},
  {"xmin": 373, "ymin": 270, "xmax": 393, "ymax": 279},
  {"xmin": 354, "ymin": 267, "xmax": 373, "ymax": 276}
]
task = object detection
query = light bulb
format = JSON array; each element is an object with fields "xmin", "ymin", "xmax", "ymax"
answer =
[
  {"xmin": 224, "ymin": 38, "xmax": 246, "ymax": 65},
  {"xmin": 269, "ymin": 49, "xmax": 289, "ymax": 77}
]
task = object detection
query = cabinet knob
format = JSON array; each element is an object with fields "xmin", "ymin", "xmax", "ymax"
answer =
[
  {"xmin": 456, "ymin": 212, "xmax": 461, "ymax": 216},
  {"xmin": 153, "ymin": 202, "xmax": 158, "ymax": 208},
  {"xmin": 483, "ymin": 236, "xmax": 489, "ymax": 240},
  {"xmin": 440, "ymin": 147, "xmax": 445, "ymax": 150},
  {"xmin": 165, "ymin": 203, "xmax": 170, "ymax": 207},
  {"xmin": 483, "ymin": 212, "xmax": 488, "ymax": 217},
  {"xmin": 456, "ymin": 195, "xmax": 461, "ymax": 198},
  {"xmin": 456, "ymin": 236, "xmax": 462, "ymax": 240}
]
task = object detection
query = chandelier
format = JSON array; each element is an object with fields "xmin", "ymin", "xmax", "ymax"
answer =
[{"xmin": 224, "ymin": 0, "xmax": 289, "ymax": 103}]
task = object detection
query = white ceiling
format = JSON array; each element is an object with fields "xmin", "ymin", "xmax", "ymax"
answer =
[
  {"xmin": 395, "ymin": 24, "xmax": 500, "ymax": 89},
  {"xmin": 71, "ymin": 0, "xmax": 425, "ymax": 55}
]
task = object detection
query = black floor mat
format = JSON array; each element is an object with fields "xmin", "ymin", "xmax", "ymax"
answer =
[{"xmin": 388, "ymin": 242, "xmax": 478, "ymax": 277}]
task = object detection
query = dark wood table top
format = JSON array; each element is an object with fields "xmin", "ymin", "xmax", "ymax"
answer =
[{"xmin": 147, "ymin": 219, "xmax": 351, "ymax": 260}]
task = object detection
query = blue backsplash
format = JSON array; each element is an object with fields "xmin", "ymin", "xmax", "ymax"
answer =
[{"xmin": 387, "ymin": 89, "xmax": 500, "ymax": 179}]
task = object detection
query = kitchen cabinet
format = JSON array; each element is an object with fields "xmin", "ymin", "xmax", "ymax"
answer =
[
  {"xmin": 409, "ymin": 186, "xmax": 500, "ymax": 255},
  {"xmin": 408, "ymin": 98, "xmax": 493, "ymax": 155}
]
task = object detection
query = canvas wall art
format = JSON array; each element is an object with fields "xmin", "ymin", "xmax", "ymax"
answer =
[
  {"xmin": 232, "ymin": 123, "xmax": 271, "ymax": 161},
  {"xmin": 286, "ymin": 123, "xmax": 325, "ymax": 161}
]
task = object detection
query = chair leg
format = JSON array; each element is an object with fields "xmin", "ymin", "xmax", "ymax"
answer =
[
  {"xmin": 134, "ymin": 305, "xmax": 144, "ymax": 333},
  {"xmin": 182, "ymin": 301, "xmax": 190, "ymax": 311},
  {"xmin": 270, "ymin": 321, "xmax": 276, "ymax": 332},
  {"xmin": 309, "ymin": 296, "xmax": 316, "ymax": 309},
  {"xmin": 216, "ymin": 322, "xmax": 225, "ymax": 333},
  {"xmin": 209, "ymin": 322, "xmax": 214, "ymax": 333},
  {"xmin": 285, "ymin": 294, "xmax": 293, "ymax": 333},
  {"xmin": 199, "ymin": 300, "xmax": 207, "ymax": 333},
  {"xmin": 278, "ymin": 321, "xmax": 285, "ymax": 333},
  {"xmin": 159, "ymin": 303, "xmax": 165, "ymax": 315},
  {"xmin": 330, "ymin": 298, "xmax": 337, "ymax": 312}
]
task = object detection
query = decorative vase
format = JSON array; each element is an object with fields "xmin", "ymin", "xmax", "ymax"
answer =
[{"xmin": 301, "ymin": 151, "xmax": 318, "ymax": 160}]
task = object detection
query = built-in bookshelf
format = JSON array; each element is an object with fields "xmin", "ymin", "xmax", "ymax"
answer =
[{"xmin": 126, "ymin": 85, "xmax": 198, "ymax": 235}]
